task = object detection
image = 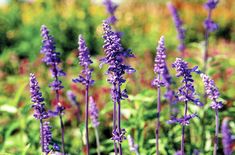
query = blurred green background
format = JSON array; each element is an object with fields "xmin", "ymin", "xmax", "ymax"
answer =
[{"xmin": 0, "ymin": 0, "xmax": 234, "ymax": 154}]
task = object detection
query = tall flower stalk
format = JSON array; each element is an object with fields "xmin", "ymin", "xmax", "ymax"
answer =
[
  {"xmin": 101, "ymin": 21, "xmax": 135, "ymax": 155},
  {"xmin": 29, "ymin": 73, "xmax": 49, "ymax": 153},
  {"xmin": 169, "ymin": 58, "xmax": 203, "ymax": 155},
  {"xmin": 167, "ymin": 2, "xmax": 186, "ymax": 57},
  {"xmin": 40, "ymin": 25, "xmax": 66, "ymax": 154},
  {"xmin": 73, "ymin": 35, "xmax": 94, "ymax": 155},
  {"xmin": 201, "ymin": 74, "xmax": 223, "ymax": 155},
  {"xmin": 201, "ymin": 1, "xmax": 219, "ymax": 151},
  {"xmin": 89, "ymin": 97, "xmax": 100, "ymax": 155},
  {"xmin": 152, "ymin": 36, "xmax": 166, "ymax": 155},
  {"xmin": 203, "ymin": 0, "xmax": 219, "ymax": 72}
]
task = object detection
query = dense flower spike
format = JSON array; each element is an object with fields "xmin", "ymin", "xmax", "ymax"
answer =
[
  {"xmin": 171, "ymin": 58, "xmax": 202, "ymax": 155},
  {"xmin": 200, "ymin": 74, "xmax": 223, "ymax": 109},
  {"xmin": 40, "ymin": 25, "xmax": 66, "ymax": 91},
  {"xmin": 103, "ymin": 0, "xmax": 118, "ymax": 24},
  {"xmin": 167, "ymin": 3, "xmax": 185, "ymax": 52},
  {"xmin": 73, "ymin": 35, "xmax": 94, "ymax": 86},
  {"xmin": 72, "ymin": 35, "xmax": 94, "ymax": 155},
  {"xmin": 89, "ymin": 97, "xmax": 100, "ymax": 128},
  {"xmin": 222, "ymin": 118, "xmax": 233, "ymax": 155},
  {"xmin": 29, "ymin": 73, "xmax": 49, "ymax": 120},
  {"xmin": 101, "ymin": 21, "xmax": 135, "ymax": 87},
  {"xmin": 152, "ymin": 36, "xmax": 166, "ymax": 87},
  {"xmin": 42, "ymin": 121, "xmax": 52, "ymax": 153},
  {"xmin": 127, "ymin": 135, "xmax": 139, "ymax": 155},
  {"xmin": 172, "ymin": 58, "xmax": 202, "ymax": 106},
  {"xmin": 101, "ymin": 20, "xmax": 135, "ymax": 154}
]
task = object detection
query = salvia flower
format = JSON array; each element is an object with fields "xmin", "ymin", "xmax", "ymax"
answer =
[
  {"xmin": 172, "ymin": 58, "xmax": 202, "ymax": 106},
  {"xmin": 167, "ymin": 2, "xmax": 185, "ymax": 52},
  {"xmin": 168, "ymin": 113, "xmax": 198, "ymax": 126},
  {"xmin": 200, "ymin": 74, "xmax": 223, "ymax": 110},
  {"xmin": 73, "ymin": 35, "xmax": 94, "ymax": 86},
  {"xmin": 101, "ymin": 20, "xmax": 135, "ymax": 88},
  {"xmin": 29, "ymin": 73, "xmax": 49, "ymax": 120},
  {"xmin": 103, "ymin": 0, "xmax": 118, "ymax": 24},
  {"xmin": 40, "ymin": 25, "xmax": 66, "ymax": 91},
  {"xmin": 204, "ymin": 0, "xmax": 219, "ymax": 33},
  {"xmin": 111, "ymin": 128, "xmax": 126, "ymax": 143},
  {"xmin": 89, "ymin": 97, "xmax": 100, "ymax": 128},
  {"xmin": 204, "ymin": 0, "xmax": 219, "ymax": 10},
  {"xmin": 42, "ymin": 121, "xmax": 52, "ymax": 153},
  {"xmin": 222, "ymin": 118, "xmax": 233, "ymax": 155},
  {"xmin": 152, "ymin": 36, "xmax": 166, "ymax": 87},
  {"xmin": 127, "ymin": 135, "xmax": 139, "ymax": 154},
  {"xmin": 101, "ymin": 21, "xmax": 135, "ymax": 149}
]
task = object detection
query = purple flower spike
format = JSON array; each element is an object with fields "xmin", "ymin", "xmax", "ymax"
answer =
[
  {"xmin": 42, "ymin": 121, "xmax": 52, "ymax": 153},
  {"xmin": 40, "ymin": 25, "xmax": 65, "ymax": 91},
  {"xmin": 152, "ymin": 36, "xmax": 166, "ymax": 88},
  {"xmin": 101, "ymin": 21, "xmax": 135, "ymax": 86},
  {"xmin": 73, "ymin": 35, "xmax": 94, "ymax": 86},
  {"xmin": 89, "ymin": 97, "xmax": 100, "ymax": 128},
  {"xmin": 222, "ymin": 118, "xmax": 233, "ymax": 155},
  {"xmin": 154, "ymin": 36, "xmax": 166, "ymax": 74},
  {"xmin": 167, "ymin": 2, "xmax": 185, "ymax": 52},
  {"xmin": 29, "ymin": 73, "xmax": 49, "ymax": 120},
  {"xmin": 172, "ymin": 58, "xmax": 202, "ymax": 106},
  {"xmin": 201, "ymin": 74, "xmax": 223, "ymax": 110},
  {"xmin": 101, "ymin": 21, "xmax": 135, "ymax": 155},
  {"xmin": 203, "ymin": 0, "xmax": 219, "ymax": 33}
]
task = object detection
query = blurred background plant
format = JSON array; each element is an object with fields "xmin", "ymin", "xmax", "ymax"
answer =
[{"xmin": 0, "ymin": 0, "xmax": 235, "ymax": 154}]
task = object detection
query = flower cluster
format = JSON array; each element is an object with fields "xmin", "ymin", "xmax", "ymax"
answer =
[
  {"xmin": 201, "ymin": 74, "xmax": 223, "ymax": 110},
  {"xmin": 222, "ymin": 118, "xmax": 233, "ymax": 155},
  {"xmin": 169, "ymin": 58, "xmax": 202, "ymax": 126},
  {"xmin": 204, "ymin": 0, "xmax": 219, "ymax": 10},
  {"xmin": 111, "ymin": 128, "xmax": 126, "ymax": 143},
  {"xmin": 101, "ymin": 21, "xmax": 135, "ymax": 88},
  {"xmin": 204, "ymin": 0, "xmax": 219, "ymax": 32},
  {"xmin": 152, "ymin": 36, "xmax": 166, "ymax": 87},
  {"xmin": 29, "ymin": 73, "xmax": 49, "ymax": 120},
  {"xmin": 89, "ymin": 97, "xmax": 100, "ymax": 128},
  {"xmin": 73, "ymin": 35, "xmax": 94, "ymax": 86},
  {"xmin": 103, "ymin": 0, "xmax": 118, "ymax": 24},
  {"xmin": 101, "ymin": 21, "xmax": 135, "ymax": 144},
  {"xmin": 168, "ymin": 113, "xmax": 198, "ymax": 126},
  {"xmin": 42, "ymin": 121, "xmax": 52, "ymax": 153},
  {"xmin": 172, "ymin": 58, "xmax": 202, "ymax": 106},
  {"xmin": 167, "ymin": 3, "xmax": 185, "ymax": 52},
  {"xmin": 40, "ymin": 25, "xmax": 66, "ymax": 91}
]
